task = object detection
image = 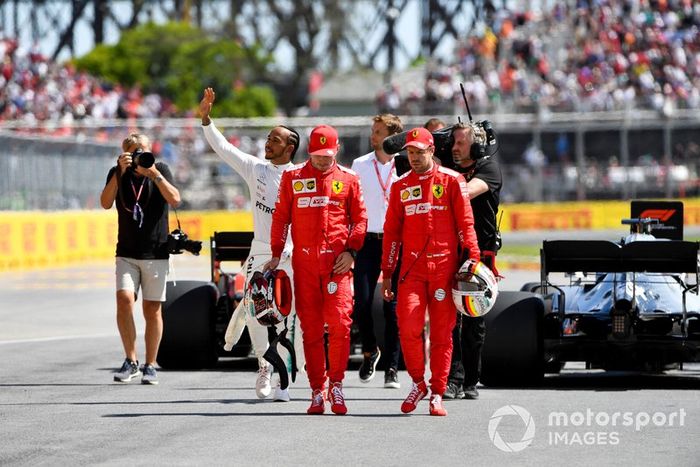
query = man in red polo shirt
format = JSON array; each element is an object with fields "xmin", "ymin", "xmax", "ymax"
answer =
[{"xmin": 266, "ymin": 125, "xmax": 367, "ymax": 415}]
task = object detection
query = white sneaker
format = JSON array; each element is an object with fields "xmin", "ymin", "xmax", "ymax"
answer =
[
  {"xmin": 255, "ymin": 362, "xmax": 272, "ymax": 399},
  {"xmin": 273, "ymin": 385, "xmax": 290, "ymax": 402}
]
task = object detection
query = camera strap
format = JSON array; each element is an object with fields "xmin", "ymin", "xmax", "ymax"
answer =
[
  {"xmin": 130, "ymin": 177, "xmax": 147, "ymax": 228},
  {"xmin": 173, "ymin": 207, "xmax": 182, "ymax": 231},
  {"xmin": 115, "ymin": 167, "xmax": 154, "ymax": 229}
]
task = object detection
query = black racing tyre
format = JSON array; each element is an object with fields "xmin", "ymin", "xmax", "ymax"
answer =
[
  {"xmin": 158, "ymin": 280, "xmax": 219, "ymax": 369},
  {"xmin": 520, "ymin": 282, "xmax": 543, "ymax": 293},
  {"xmin": 481, "ymin": 291, "xmax": 544, "ymax": 387},
  {"xmin": 214, "ymin": 295, "xmax": 253, "ymax": 358}
]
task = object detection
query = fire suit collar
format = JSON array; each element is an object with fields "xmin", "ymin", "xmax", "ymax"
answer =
[{"xmin": 417, "ymin": 164, "xmax": 438, "ymax": 181}]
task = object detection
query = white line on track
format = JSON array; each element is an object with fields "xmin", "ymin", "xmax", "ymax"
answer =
[{"xmin": 0, "ymin": 333, "xmax": 114, "ymax": 345}]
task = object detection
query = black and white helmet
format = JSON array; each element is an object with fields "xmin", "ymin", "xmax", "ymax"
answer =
[{"xmin": 247, "ymin": 270, "xmax": 292, "ymax": 326}]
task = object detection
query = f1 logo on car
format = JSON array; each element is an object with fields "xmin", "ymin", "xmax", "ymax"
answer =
[{"xmin": 639, "ymin": 209, "xmax": 675, "ymax": 222}]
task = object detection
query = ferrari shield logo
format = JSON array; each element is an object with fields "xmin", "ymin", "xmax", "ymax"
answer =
[
  {"xmin": 320, "ymin": 136, "xmax": 327, "ymax": 145},
  {"xmin": 332, "ymin": 180, "xmax": 344, "ymax": 194},
  {"xmin": 432, "ymin": 184, "xmax": 444, "ymax": 198}
]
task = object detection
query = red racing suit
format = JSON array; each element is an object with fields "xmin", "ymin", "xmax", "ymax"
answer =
[
  {"xmin": 271, "ymin": 160, "xmax": 367, "ymax": 391},
  {"xmin": 381, "ymin": 164, "xmax": 480, "ymax": 395}
]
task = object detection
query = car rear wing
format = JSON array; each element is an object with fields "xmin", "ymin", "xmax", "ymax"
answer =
[
  {"xmin": 210, "ymin": 231, "xmax": 253, "ymax": 282},
  {"xmin": 541, "ymin": 240, "xmax": 699, "ymax": 277}
]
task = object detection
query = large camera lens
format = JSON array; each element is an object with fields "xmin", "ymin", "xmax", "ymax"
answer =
[
  {"xmin": 137, "ymin": 151, "xmax": 155, "ymax": 168},
  {"xmin": 131, "ymin": 148, "xmax": 155, "ymax": 169}
]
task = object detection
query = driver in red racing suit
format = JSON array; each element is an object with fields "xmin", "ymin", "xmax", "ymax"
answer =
[
  {"xmin": 381, "ymin": 127, "xmax": 480, "ymax": 416},
  {"xmin": 267, "ymin": 124, "xmax": 367, "ymax": 415}
]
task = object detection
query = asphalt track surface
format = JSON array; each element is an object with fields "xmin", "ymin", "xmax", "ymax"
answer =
[{"xmin": 1, "ymin": 234, "xmax": 699, "ymax": 466}]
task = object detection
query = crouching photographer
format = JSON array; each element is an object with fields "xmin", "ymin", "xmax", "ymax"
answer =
[{"xmin": 100, "ymin": 133, "xmax": 181, "ymax": 385}]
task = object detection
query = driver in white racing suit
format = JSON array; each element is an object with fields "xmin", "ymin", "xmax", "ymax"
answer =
[{"xmin": 199, "ymin": 87, "xmax": 304, "ymax": 402}]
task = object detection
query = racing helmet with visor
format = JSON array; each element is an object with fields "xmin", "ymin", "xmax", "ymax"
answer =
[
  {"xmin": 247, "ymin": 270, "xmax": 293, "ymax": 326},
  {"xmin": 452, "ymin": 259, "xmax": 499, "ymax": 317}
]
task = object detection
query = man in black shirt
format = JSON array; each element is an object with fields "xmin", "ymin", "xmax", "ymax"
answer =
[
  {"xmin": 351, "ymin": 113, "xmax": 403, "ymax": 388},
  {"xmin": 445, "ymin": 123, "xmax": 502, "ymax": 400},
  {"xmin": 101, "ymin": 133, "xmax": 181, "ymax": 385}
]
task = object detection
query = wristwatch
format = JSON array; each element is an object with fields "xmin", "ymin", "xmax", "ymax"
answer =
[
  {"xmin": 346, "ymin": 248, "xmax": 357, "ymax": 260},
  {"xmin": 153, "ymin": 175, "xmax": 164, "ymax": 184}
]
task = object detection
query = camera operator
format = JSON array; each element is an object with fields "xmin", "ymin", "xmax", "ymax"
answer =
[
  {"xmin": 101, "ymin": 133, "xmax": 181, "ymax": 385},
  {"xmin": 444, "ymin": 122, "xmax": 502, "ymax": 400}
]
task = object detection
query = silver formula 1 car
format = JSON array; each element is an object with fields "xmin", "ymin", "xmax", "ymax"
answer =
[{"xmin": 481, "ymin": 201, "xmax": 700, "ymax": 386}]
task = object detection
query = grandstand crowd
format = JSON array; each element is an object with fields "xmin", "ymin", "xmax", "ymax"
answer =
[
  {"xmin": 0, "ymin": 37, "xmax": 178, "ymax": 125},
  {"xmin": 378, "ymin": 0, "xmax": 700, "ymax": 115},
  {"xmin": 2, "ymin": 1, "xmax": 698, "ymax": 123}
]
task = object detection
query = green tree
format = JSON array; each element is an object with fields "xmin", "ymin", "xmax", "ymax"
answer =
[{"xmin": 73, "ymin": 21, "xmax": 276, "ymax": 117}]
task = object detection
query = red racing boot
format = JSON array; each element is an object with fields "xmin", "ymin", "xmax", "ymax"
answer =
[
  {"xmin": 429, "ymin": 394, "xmax": 448, "ymax": 416},
  {"xmin": 307, "ymin": 389, "xmax": 326, "ymax": 415},
  {"xmin": 401, "ymin": 381, "xmax": 428, "ymax": 413},
  {"xmin": 327, "ymin": 381, "xmax": 348, "ymax": 415}
]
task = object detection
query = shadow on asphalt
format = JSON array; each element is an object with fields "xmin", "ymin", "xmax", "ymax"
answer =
[
  {"xmin": 485, "ymin": 370, "xmax": 700, "ymax": 391},
  {"xmin": 102, "ymin": 412, "xmax": 409, "ymax": 418},
  {"xmin": 150, "ymin": 355, "xmax": 365, "ymax": 372}
]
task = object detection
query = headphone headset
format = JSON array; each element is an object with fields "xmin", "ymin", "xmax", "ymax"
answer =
[
  {"xmin": 468, "ymin": 123, "xmax": 488, "ymax": 161},
  {"xmin": 469, "ymin": 141, "xmax": 486, "ymax": 161}
]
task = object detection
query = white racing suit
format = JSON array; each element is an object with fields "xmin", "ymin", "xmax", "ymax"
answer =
[{"xmin": 202, "ymin": 121, "xmax": 304, "ymax": 378}]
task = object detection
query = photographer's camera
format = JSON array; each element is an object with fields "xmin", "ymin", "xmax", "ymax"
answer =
[
  {"xmin": 168, "ymin": 229, "xmax": 202, "ymax": 256},
  {"xmin": 130, "ymin": 148, "xmax": 155, "ymax": 170}
]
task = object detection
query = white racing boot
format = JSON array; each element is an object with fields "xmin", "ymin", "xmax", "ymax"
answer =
[
  {"xmin": 255, "ymin": 360, "xmax": 272, "ymax": 399},
  {"xmin": 273, "ymin": 375, "xmax": 291, "ymax": 402}
]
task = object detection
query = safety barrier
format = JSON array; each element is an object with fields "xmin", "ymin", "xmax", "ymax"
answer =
[
  {"xmin": 0, "ymin": 210, "xmax": 251, "ymax": 271},
  {"xmin": 2, "ymin": 199, "xmax": 700, "ymax": 271}
]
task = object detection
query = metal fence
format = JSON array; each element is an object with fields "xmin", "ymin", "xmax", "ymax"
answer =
[
  {"xmin": 1, "ymin": 108, "xmax": 699, "ymax": 210},
  {"xmin": 0, "ymin": 135, "xmax": 115, "ymax": 210}
]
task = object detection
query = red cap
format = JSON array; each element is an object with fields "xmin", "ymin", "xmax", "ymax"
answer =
[
  {"xmin": 308, "ymin": 124, "xmax": 339, "ymax": 156},
  {"xmin": 402, "ymin": 127, "xmax": 434, "ymax": 150}
]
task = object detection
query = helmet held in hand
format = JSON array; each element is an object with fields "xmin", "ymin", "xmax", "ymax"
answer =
[{"xmin": 453, "ymin": 259, "xmax": 499, "ymax": 317}]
